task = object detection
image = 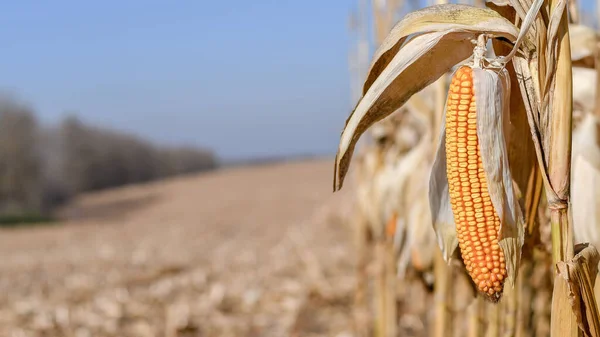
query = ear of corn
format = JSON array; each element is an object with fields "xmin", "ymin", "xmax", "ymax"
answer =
[
  {"xmin": 430, "ymin": 63, "xmax": 524, "ymax": 302},
  {"xmin": 445, "ymin": 66, "xmax": 507, "ymax": 301}
]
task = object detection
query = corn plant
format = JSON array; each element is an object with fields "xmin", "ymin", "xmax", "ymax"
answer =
[{"xmin": 334, "ymin": 1, "xmax": 600, "ymax": 335}]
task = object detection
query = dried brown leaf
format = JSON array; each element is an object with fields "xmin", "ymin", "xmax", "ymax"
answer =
[
  {"xmin": 556, "ymin": 243, "xmax": 600, "ymax": 337},
  {"xmin": 365, "ymin": 4, "xmax": 519, "ymax": 93},
  {"xmin": 334, "ymin": 31, "xmax": 474, "ymax": 191}
]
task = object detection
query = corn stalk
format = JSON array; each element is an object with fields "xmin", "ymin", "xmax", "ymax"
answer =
[
  {"xmin": 468, "ymin": 297, "xmax": 485, "ymax": 337},
  {"xmin": 433, "ymin": 250, "xmax": 453, "ymax": 337},
  {"xmin": 333, "ymin": 0, "xmax": 600, "ymax": 335},
  {"xmin": 365, "ymin": 2, "xmax": 405, "ymax": 336},
  {"xmin": 539, "ymin": 0, "xmax": 578, "ymax": 334}
]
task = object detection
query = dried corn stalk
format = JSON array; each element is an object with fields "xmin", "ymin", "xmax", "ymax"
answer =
[
  {"xmin": 555, "ymin": 244, "xmax": 600, "ymax": 336},
  {"xmin": 333, "ymin": 0, "xmax": 600, "ymax": 334}
]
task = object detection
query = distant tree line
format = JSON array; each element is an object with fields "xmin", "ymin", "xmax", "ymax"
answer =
[{"xmin": 0, "ymin": 96, "xmax": 217, "ymax": 218}]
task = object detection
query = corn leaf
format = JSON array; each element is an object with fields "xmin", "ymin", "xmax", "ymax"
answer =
[
  {"xmin": 365, "ymin": 4, "xmax": 519, "ymax": 93},
  {"xmin": 556, "ymin": 243, "xmax": 600, "ymax": 337},
  {"xmin": 504, "ymin": 0, "xmax": 545, "ymax": 60},
  {"xmin": 334, "ymin": 30, "xmax": 473, "ymax": 191}
]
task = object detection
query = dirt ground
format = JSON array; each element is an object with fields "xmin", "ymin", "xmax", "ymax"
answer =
[{"xmin": 0, "ymin": 159, "xmax": 358, "ymax": 337}]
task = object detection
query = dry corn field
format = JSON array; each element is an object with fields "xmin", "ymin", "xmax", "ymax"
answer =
[
  {"xmin": 0, "ymin": 159, "xmax": 362, "ymax": 337},
  {"xmin": 6, "ymin": 0, "xmax": 600, "ymax": 335},
  {"xmin": 337, "ymin": 0, "xmax": 600, "ymax": 334}
]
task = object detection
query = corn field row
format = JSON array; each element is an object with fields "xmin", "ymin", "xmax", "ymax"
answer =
[{"xmin": 341, "ymin": 0, "xmax": 600, "ymax": 336}]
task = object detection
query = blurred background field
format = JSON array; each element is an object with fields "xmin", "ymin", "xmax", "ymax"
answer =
[
  {"xmin": 0, "ymin": 2, "xmax": 363, "ymax": 336},
  {"xmin": 0, "ymin": 159, "xmax": 357, "ymax": 337}
]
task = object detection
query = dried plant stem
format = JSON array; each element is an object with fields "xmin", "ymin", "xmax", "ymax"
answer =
[
  {"xmin": 374, "ymin": 242, "xmax": 387, "ymax": 337},
  {"xmin": 384, "ymin": 239, "xmax": 397, "ymax": 337},
  {"xmin": 525, "ymin": 165, "xmax": 544, "ymax": 237},
  {"xmin": 547, "ymin": 0, "xmax": 577, "ymax": 334},
  {"xmin": 433, "ymin": 251, "xmax": 453, "ymax": 337},
  {"xmin": 550, "ymin": 209, "xmax": 573, "ymax": 265},
  {"xmin": 467, "ymin": 297, "xmax": 485, "ymax": 337},
  {"xmin": 485, "ymin": 300, "xmax": 501, "ymax": 337},
  {"xmin": 354, "ymin": 215, "xmax": 371, "ymax": 337},
  {"xmin": 373, "ymin": 239, "xmax": 398, "ymax": 337},
  {"xmin": 503, "ymin": 280, "xmax": 518, "ymax": 337},
  {"xmin": 515, "ymin": 262, "xmax": 533, "ymax": 337},
  {"xmin": 596, "ymin": 278, "xmax": 600, "ymax": 319}
]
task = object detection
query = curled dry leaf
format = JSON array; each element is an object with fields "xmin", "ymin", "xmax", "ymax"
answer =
[
  {"xmin": 556, "ymin": 243, "xmax": 600, "ymax": 337},
  {"xmin": 365, "ymin": 4, "xmax": 519, "ymax": 92},
  {"xmin": 334, "ymin": 5, "xmax": 519, "ymax": 191}
]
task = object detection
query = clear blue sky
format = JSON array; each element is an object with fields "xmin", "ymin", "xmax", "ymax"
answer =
[
  {"xmin": 4, "ymin": 2, "xmax": 594, "ymax": 161},
  {"xmin": 0, "ymin": 1, "xmax": 355, "ymax": 160}
]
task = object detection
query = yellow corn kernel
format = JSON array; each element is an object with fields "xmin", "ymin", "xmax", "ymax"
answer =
[{"xmin": 445, "ymin": 66, "xmax": 506, "ymax": 302}]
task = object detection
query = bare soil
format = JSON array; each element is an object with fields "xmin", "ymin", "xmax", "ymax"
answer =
[{"xmin": 0, "ymin": 159, "xmax": 357, "ymax": 337}]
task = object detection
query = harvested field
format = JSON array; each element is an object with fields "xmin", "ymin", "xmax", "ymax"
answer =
[{"xmin": 0, "ymin": 159, "xmax": 357, "ymax": 337}]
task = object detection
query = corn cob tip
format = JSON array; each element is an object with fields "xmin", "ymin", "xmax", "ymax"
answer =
[{"xmin": 483, "ymin": 291, "xmax": 502, "ymax": 303}]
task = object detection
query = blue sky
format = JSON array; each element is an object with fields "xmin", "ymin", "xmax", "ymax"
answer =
[
  {"xmin": 0, "ymin": 1, "xmax": 355, "ymax": 160},
  {"xmin": 3, "ymin": 2, "xmax": 595, "ymax": 161}
]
